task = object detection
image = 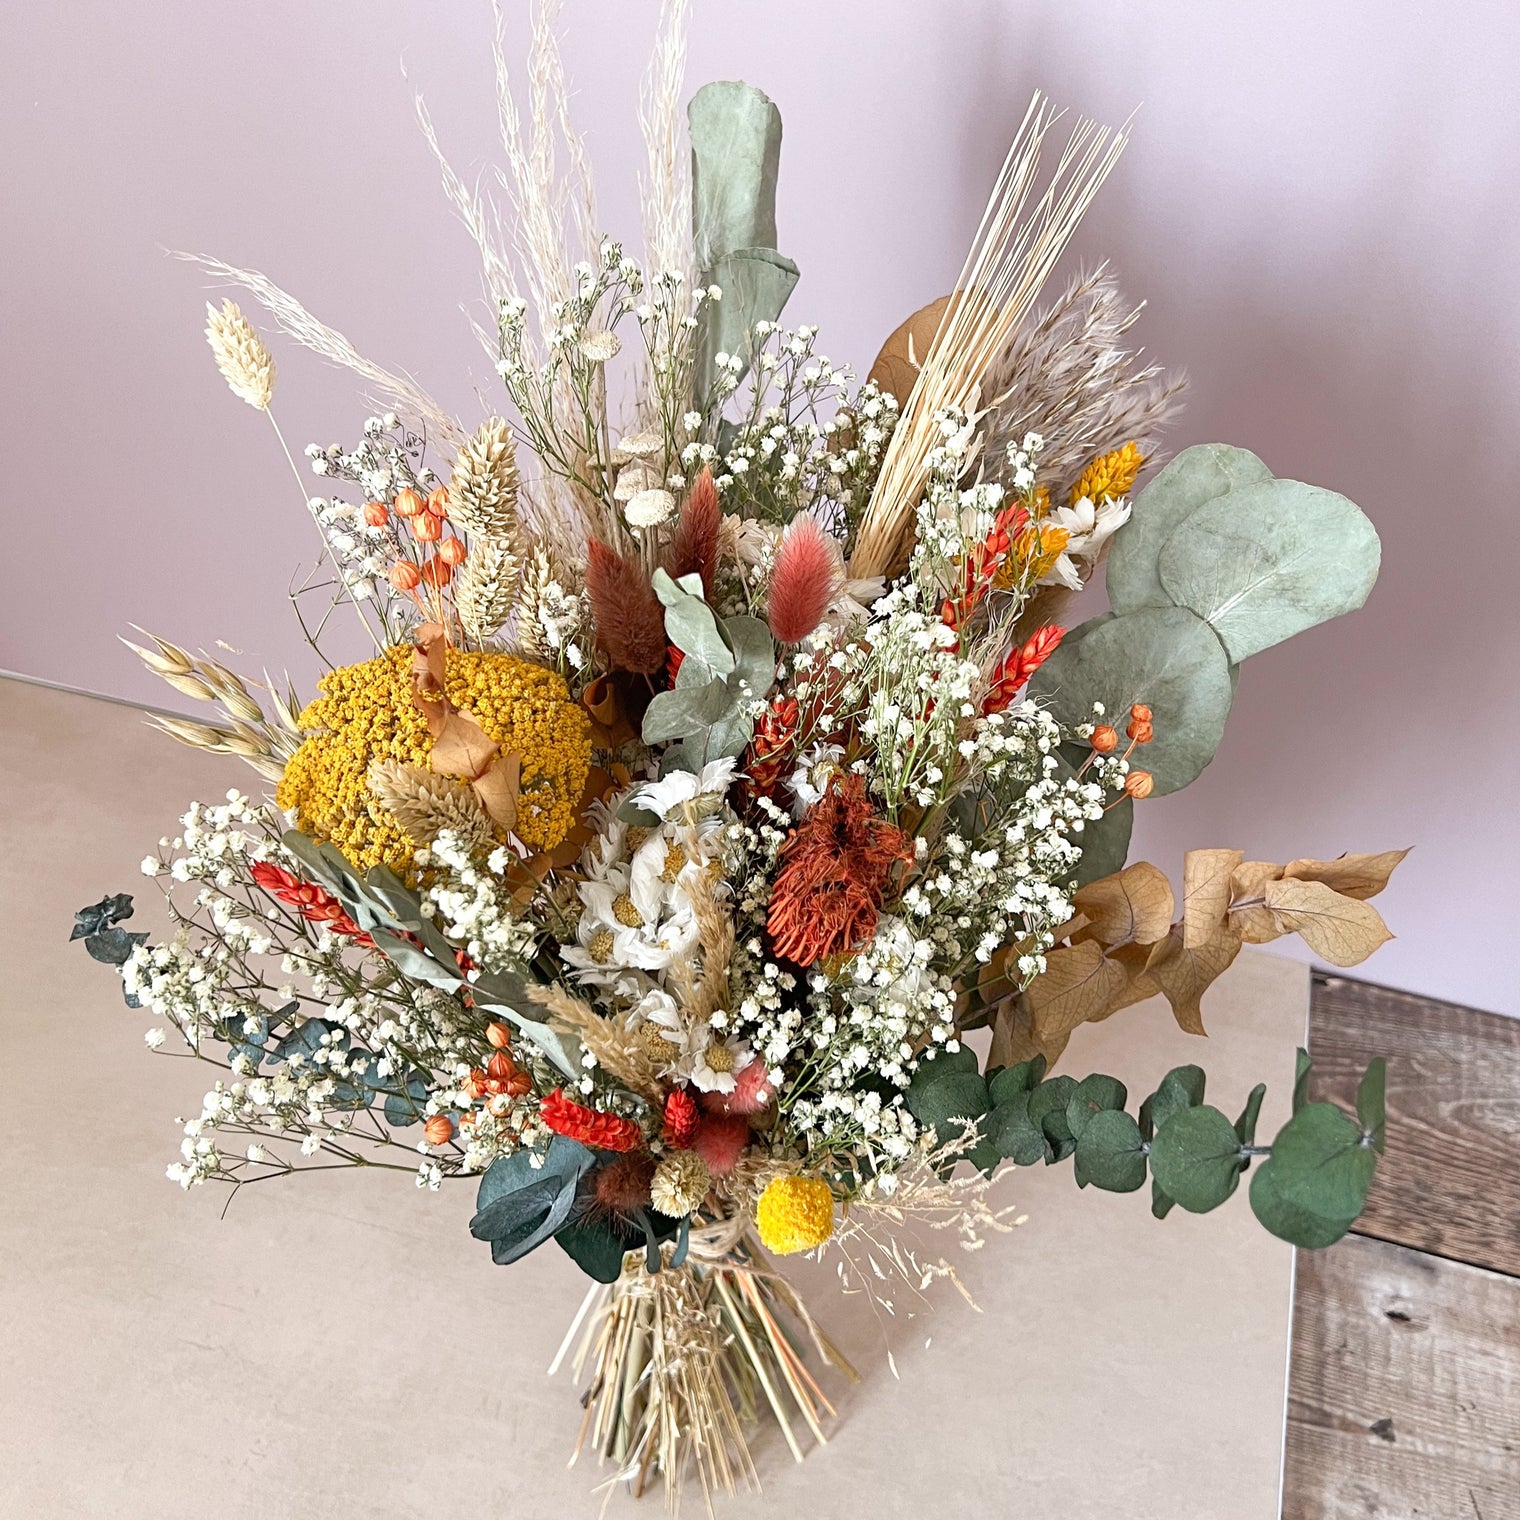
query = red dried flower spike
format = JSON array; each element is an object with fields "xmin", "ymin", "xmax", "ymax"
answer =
[
  {"xmin": 661, "ymin": 1088, "xmax": 700, "ymax": 1148},
  {"xmin": 249, "ymin": 861, "xmax": 374, "ymax": 947},
  {"xmin": 586, "ymin": 538, "xmax": 667, "ymax": 675},
  {"xmin": 766, "ymin": 772, "xmax": 914, "ymax": 965},
  {"xmin": 983, "ymin": 625, "xmax": 1065, "ymax": 714},
  {"xmin": 662, "ymin": 466, "xmax": 721, "ymax": 597},
  {"xmin": 540, "ymin": 1088, "xmax": 644, "ymax": 1153},
  {"xmin": 767, "ymin": 515, "xmax": 839, "ymax": 644}
]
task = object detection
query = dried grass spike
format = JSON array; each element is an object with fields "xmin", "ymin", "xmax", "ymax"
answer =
[
  {"xmin": 448, "ymin": 418, "xmax": 522, "ymax": 541},
  {"xmin": 204, "ymin": 299, "xmax": 275, "ymax": 410},
  {"xmin": 455, "ymin": 538, "xmax": 522, "ymax": 643},
  {"xmin": 367, "ymin": 759, "xmax": 495, "ymax": 852},
  {"xmin": 585, "ymin": 539, "xmax": 667, "ymax": 675}
]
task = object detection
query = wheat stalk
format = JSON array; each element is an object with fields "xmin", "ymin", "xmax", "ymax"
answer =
[
  {"xmin": 366, "ymin": 760, "xmax": 496, "ymax": 852},
  {"xmin": 850, "ymin": 96, "xmax": 1130, "ymax": 580},
  {"xmin": 448, "ymin": 418, "xmax": 523, "ymax": 540},
  {"xmin": 528, "ymin": 984, "xmax": 665, "ymax": 1104},
  {"xmin": 455, "ymin": 538, "xmax": 522, "ymax": 644}
]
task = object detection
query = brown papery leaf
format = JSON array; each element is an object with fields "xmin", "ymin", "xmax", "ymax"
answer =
[
  {"xmin": 429, "ymin": 707, "xmax": 501, "ymax": 783},
  {"xmin": 1183, "ymin": 848, "xmax": 1244, "ymax": 949},
  {"xmin": 1024, "ymin": 940, "xmax": 1132, "ymax": 1044},
  {"xmin": 1228, "ymin": 860, "xmax": 1289, "ymax": 944},
  {"xmin": 1262, "ymin": 878, "xmax": 1394, "ymax": 967},
  {"xmin": 867, "ymin": 294, "xmax": 953, "ymax": 407},
  {"xmin": 1072, "ymin": 861, "xmax": 1175, "ymax": 948},
  {"xmin": 1283, "ymin": 848, "xmax": 1410, "ymax": 902},
  {"xmin": 989, "ymin": 996, "xmax": 1068, "ymax": 1070},
  {"xmin": 470, "ymin": 750, "xmax": 520, "ymax": 834},
  {"xmin": 1145, "ymin": 924, "xmax": 1243, "ymax": 1036}
]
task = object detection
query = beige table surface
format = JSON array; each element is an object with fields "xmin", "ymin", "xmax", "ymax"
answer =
[{"xmin": 1, "ymin": 676, "xmax": 1303, "ymax": 1518}]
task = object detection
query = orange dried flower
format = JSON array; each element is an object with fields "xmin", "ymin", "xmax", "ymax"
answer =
[
  {"xmin": 420, "ymin": 556, "xmax": 452, "ymax": 588},
  {"xmin": 541, "ymin": 1088, "xmax": 644, "ymax": 1152},
  {"xmin": 394, "ymin": 487, "xmax": 426, "ymax": 519},
  {"xmin": 662, "ymin": 1088, "xmax": 700, "ymax": 1149},
  {"xmin": 485, "ymin": 1022, "xmax": 513, "ymax": 1049},
  {"xmin": 424, "ymin": 1114, "xmax": 455, "ymax": 1146},
  {"xmin": 766, "ymin": 773, "xmax": 913, "ymax": 965},
  {"xmin": 362, "ymin": 501, "xmax": 389, "ymax": 527},
  {"xmin": 426, "ymin": 485, "xmax": 450, "ymax": 518},
  {"xmin": 1124, "ymin": 771, "xmax": 1155, "ymax": 799},
  {"xmin": 388, "ymin": 561, "xmax": 421, "ymax": 592},
  {"xmin": 1091, "ymin": 725, "xmax": 1119, "ymax": 753},
  {"xmin": 412, "ymin": 512, "xmax": 442, "ymax": 544},
  {"xmin": 437, "ymin": 537, "xmax": 467, "ymax": 566},
  {"xmin": 1130, "ymin": 703, "xmax": 1153, "ymax": 723}
]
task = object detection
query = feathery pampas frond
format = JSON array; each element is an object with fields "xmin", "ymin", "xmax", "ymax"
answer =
[
  {"xmin": 448, "ymin": 419, "xmax": 523, "ymax": 541},
  {"xmin": 586, "ymin": 539, "xmax": 668, "ymax": 674},
  {"xmin": 367, "ymin": 760, "xmax": 496, "ymax": 852},
  {"xmin": 640, "ymin": 0, "xmax": 693, "ymax": 282},
  {"xmin": 204, "ymin": 300, "xmax": 275, "ymax": 410},
  {"xmin": 180, "ymin": 255, "xmax": 462, "ymax": 445},
  {"xmin": 850, "ymin": 96, "xmax": 1129, "ymax": 580},
  {"xmin": 980, "ymin": 266, "xmax": 1185, "ymax": 498},
  {"xmin": 455, "ymin": 537, "xmax": 522, "ymax": 643}
]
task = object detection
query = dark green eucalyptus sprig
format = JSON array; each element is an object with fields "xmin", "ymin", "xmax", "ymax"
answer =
[
  {"xmin": 71, "ymin": 895, "xmax": 147, "ymax": 1006},
  {"xmin": 906, "ymin": 1045, "xmax": 1385, "ymax": 1249}
]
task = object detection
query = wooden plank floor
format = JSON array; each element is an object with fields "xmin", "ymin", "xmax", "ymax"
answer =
[{"xmin": 1284, "ymin": 975, "xmax": 1520, "ymax": 1518}]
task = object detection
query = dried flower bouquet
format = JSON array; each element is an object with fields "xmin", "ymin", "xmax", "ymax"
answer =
[{"xmin": 78, "ymin": 2, "xmax": 1406, "ymax": 1507}]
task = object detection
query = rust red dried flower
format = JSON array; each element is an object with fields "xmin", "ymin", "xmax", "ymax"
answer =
[
  {"xmin": 661, "ymin": 1088, "xmax": 700, "ymax": 1149},
  {"xmin": 765, "ymin": 772, "xmax": 913, "ymax": 965},
  {"xmin": 983, "ymin": 625, "xmax": 1065, "ymax": 714},
  {"xmin": 541, "ymin": 1088, "xmax": 644, "ymax": 1152},
  {"xmin": 745, "ymin": 695, "xmax": 800, "ymax": 797},
  {"xmin": 586, "ymin": 538, "xmax": 667, "ymax": 675},
  {"xmin": 592, "ymin": 1152, "xmax": 657, "ymax": 1213},
  {"xmin": 766, "ymin": 516, "xmax": 837, "ymax": 644},
  {"xmin": 661, "ymin": 466, "xmax": 721, "ymax": 597},
  {"xmin": 249, "ymin": 861, "xmax": 374, "ymax": 947}
]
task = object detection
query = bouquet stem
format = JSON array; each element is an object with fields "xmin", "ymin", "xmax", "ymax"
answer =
[{"xmin": 553, "ymin": 1227, "xmax": 857, "ymax": 1507}]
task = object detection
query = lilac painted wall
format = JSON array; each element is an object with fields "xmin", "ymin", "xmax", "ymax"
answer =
[{"xmin": 5, "ymin": 1, "xmax": 1518, "ymax": 1014}]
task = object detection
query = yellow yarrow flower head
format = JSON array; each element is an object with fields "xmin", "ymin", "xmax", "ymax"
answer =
[
  {"xmin": 276, "ymin": 645, "xmax": 590, "ymax": 873},
  {"xmin": 755, "ymin": 1174, "xmax": 835, "ymax": 1256},
  {"xmin": 1069, "ymin": 440, "xmax": 1144, "ymax": 507}
]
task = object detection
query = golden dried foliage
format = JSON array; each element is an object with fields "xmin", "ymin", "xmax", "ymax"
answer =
[{"xmin": 1069, "ymin": 441, "xmax": 1144, "ymax": 506}]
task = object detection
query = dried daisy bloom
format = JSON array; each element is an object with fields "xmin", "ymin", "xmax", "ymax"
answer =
[
  {"xmin": 649, "ymin": 1150, "xmax": 710, "ymax": 1217},
  {"xmin": 448, "ymin": 418, "xmax": 522, "ymax": 541},
  {"xmin": 204, "ymin": 299, "xmax": 275, "ymax": 410}
]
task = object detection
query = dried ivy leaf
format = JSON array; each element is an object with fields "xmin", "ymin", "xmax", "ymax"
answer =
[
  {"xmin": 1023, "ymin": 940, "xmax": 1132, "ymax": 1044},
  {"xmin": 1144, "ymin": 923, "xmax": 1243, "ymax": 1036},
  {"xmin": 1182, "ymin": 848, "xmax": 1244, "ymax": 949},
  {"xmin": 1228, "ymin": 859, "xmax": 1289, "ymax": 944},
  {"xmin": 1073, "ymin": 861, "xmax": 1175, "ymax": 948},
  {"xmin": 1263, "ymin": 878, "xmax": 1394, "ymax": 966},
  {"xmin": 1283, "ymin": 849, "xmax": 1409, "ymax": 902}
]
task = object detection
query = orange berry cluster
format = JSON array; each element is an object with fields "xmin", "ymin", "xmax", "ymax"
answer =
[{"xmin": 375, "ymin": 485, "xmax": 465, "ymax": 593}]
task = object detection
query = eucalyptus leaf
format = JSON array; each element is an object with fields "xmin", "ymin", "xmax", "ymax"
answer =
[
  {"xmin": 1066, "ymin": 1074, "xmax": 1129, "ymax": 1141},
  {"xmin": 1148, "ymin": 1104, "xmax": 1244, "ymax": 1212},
  {"xmin": 1157, "ymin": 479, "xmax": 1380, "ymax": 662},
  {"xmin": 1235, "ymin": 1083, "xmax": 1267, "ymax": 1148},
  {"xmin": 1268, "ymin": 1102, "xmax": 1376, "ymax": 1222},
  {"xmin": 71, "ymin": 894, "xmax": 135, "ymax": 939},
  {"xmin": 556, "ymin": 1214, "xmax": 643, "ymax": 1284},
  {"xmin": 1293, "ymin": 1047, "xmax": 1313, "ymax": 1114},
  {"xmin": 1072, "ymin": 795, "xmax": 1133, "ymax": 888},
  {"xmin": 988, "ymin": 1055, "xmax": 1047, "ymax": 1105},
  {"xmin": 1357, "ymin": 1058, "xmax": 1387, "ymax": 1154},
  {"xmin": 1139, "ymin": 1065, "xmax": 1206, "ymax": 1141},
  {"xmin": 1027, "ymin": 606, "xmax": 1234, "ymax": 795},
  {"xmin": 1073, "ymin": 1109, "xmax": 1148, "ymax": 1192},
  {"xmin": 1151, "ymin": 1180, "xmax": 1177, "ymax": 1220},
  {"xmin": 1248, "ymin": 1158, "xmax": 1355, "ymax": 1248},
  {"xmin": 724, "ymin": 615, "xmax": 778, "ymax": 694},
  {"xmin": 471, "ymin": 1137, "xmax": 594, "ymax": 1267},
  {"xmin": 1107, "ymin": 444, "xmax": 1271, "ymax": 613},
  {"xmin": 1027, "ymin": 1076, "xmax": 1078, "ymax": 1160},
  {"xmin": 643, "ymin": 679, "xmax": 742, "ymax": 744},
  {"xmin": 985, "ymin": 1091, "xmax": 1052, "ymax": 1166},
  {"xmin": 653, "ymin": 568, "xmax": 735, "ymax": 679}
]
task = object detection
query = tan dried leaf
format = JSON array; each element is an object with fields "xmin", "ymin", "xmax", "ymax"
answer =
[
  {"xmin": 1183, "ymin": 848, "xmax": 1244, "ymax": 949},
  {"xmin": 1283, "ymin": 849, "xmax": 1409, "ymax": 902},
  {"xmin": 1145, "ymin": 924, "xmax": 1243, "ymax": 1036},
  {"xmin": 989, "ymin": 996, "xmax": 1068, "ymax": 1070},
  {"xmin": 867, "ymin": 294, "xmax": 953, "ymax": 407},
  {"xmin": 1024, "ymin": 939, "xmax": 1132, "ymax": 1043},
  {"xmin": 1262, "ymin": 878, "xmax": 1394, "ymax": 967},
  {"xmin": 1072, "ymin": 861, "xmax": 1174, "ymax": 948},
  {"xmin": 1228, "ymin": 860, "xmax": 1289, "ymax": 944}
]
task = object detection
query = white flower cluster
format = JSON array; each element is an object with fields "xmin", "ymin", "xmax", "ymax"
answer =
[{"xmin": 417, "ymin": 831, "xmax": 540, "ymax": 974}]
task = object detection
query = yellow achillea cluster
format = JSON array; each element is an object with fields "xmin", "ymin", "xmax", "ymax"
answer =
[
  {"xmin": 755, "ymin": 1174, "xmax": 835, "ymax": 1256},
  {"xmin": 1070, "ymin": 440, "xmax": 1144, "ymax": 506},
  {"xmin": 277, "ymin": 645, "xmax": 591, "ymax": 872}
]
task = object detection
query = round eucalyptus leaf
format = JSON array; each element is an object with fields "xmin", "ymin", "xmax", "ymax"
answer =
[
  {"xmin": 1138, "ymin": 1064, "xmax": 1207, "ymax": 1141},
  {"xmin": 985, "ymin": 1092, "xmax": 1051, "ymax": 1166},
  {"xmin": 1026, "ymin": 606, "xmax": 1234, "ymax": 795},
  {"xmin": 1028, "ymin": 1076, "xmax": 1078, "ymax": 1158},
  {"xmin": 1157, "ymin": 479, "xmax": 1380, "ymax": 663},
  {"xmin": 1107, "ymin": 444, "xmax": 1271, "ymax": 613},
  {"xmin": 1072, "ymin": 795, "xmax": 1133, "ymax": 889},
  {"xmin": 1073, "ymin": 1109, "xmax": 1148, "ymax": 1193},
  {"xmin": 1066, "ymin": 1074, "xmax": 1129, "ymax": 1140},
  {"xmin": 1268, "ymin": 1102, "xmax": 1376, "ymax": 1222},
  {"xmin": 1148, "ymin": 1104, "xmax": 1244, "ymax": 1213},
  {"xmin": 1249, "ymin": 1159, "xmax": 1355, "ymax": 1249},
  {"xmin": 988, "ymin": 1055, "xmax": 1047, "ymax": 1105},
  {"xmin": 1357, "ymin": 1059, "xmax": 1387, "ymax": 1155}
]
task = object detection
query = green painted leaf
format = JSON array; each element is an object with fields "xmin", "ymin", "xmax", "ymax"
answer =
[
  {"xmin": 1073, "ymin": 1109, "xmax": 1149, "ymax": 1192},
  {"xmin": 988, "ymin": 1055, "xmax": 1047, "ymax": 1105},
  {"xmin": 1248, "ymin": 1158, "xmax": 1355, "ymax": 1248},
  {"xmin": 1026, "ymin": 606, "xmax": 1234, "ymax": 795},
  {"xmin": 1148, "ymin": 1104, "xmax": 1244, "ymax": 1212},
  {"xmin": 1357, "ymin": 1059, "xmax": 1387, "ymax": 1155},
  {"xmin": 1156, "ymin": 479, "xmax": 1381, "ymax": 662},
  {"xmin": 1235, "ymin": 1083, "xmax": 1268, "ymax": 1148},
  {"xmin": 985, "ymin": 1091, "xmax": 1052, "ymax": 1166},
  {"xmin": 1107, "ymin": 444, "xmax": 1271, "ymax": 613},
  {"xmin": 700, "ymin": 247, "xmax": 800, "ymax": 382},
  {"xmin": 1139, "ymin": 1065, "xmax": 1206, "ymax": 1141},
  {"xmin": 653, "ymin": 568, "xmax": 735, "ymax": 679},
  {"xmin": 1066, "ymin": 1074, "xmax": 1129, "ymax": 1141},
  {"xmin": 1269, "ymin": 1101, "xmax": 1376, "ymax": 1222},
  {"xmin": 1028, "ymin": 1076, "xmax": 1078, "ymax": 1161},
  {"xmin": 1293, "ymin": 1047, "xmax": 1313, "ymax": 1114}
]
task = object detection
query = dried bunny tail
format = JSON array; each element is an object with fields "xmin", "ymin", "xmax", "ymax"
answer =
[
  {"xmin": 177, "ymin": 253, "xmax": 463, "ymax": 445},
  {"xmin": 204, "ymin": 300, "xmax": 274, "ymax": 410},
  {"xmin": 980, "ymin": 265, "xmax": 1186, "ymax": 495},
  {"xmin": 528, "ymin": 984, "xmax": 665, "ymax": 1103},
  {"xmin": 850, "ymin": 95, "xmax": 1129, "ymax": 580},
  {"xmin": 367, "ymin": 760, "xmax": 495, "ymax": 852},
  {"xmin": 448, "ymin": 418, "xmax": 523, "ymax": 540},
  {"xmin": 455, "ymin": 536, "xmax": 522, "ymax": 643},
  {"xmin": 640, "ymin": 0, "xmax": 694, "ymax": 282}
]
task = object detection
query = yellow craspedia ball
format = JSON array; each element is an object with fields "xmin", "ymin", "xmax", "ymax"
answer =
[
  {"xmin": 755, "ymin": 1175, "xmax": 835, "ymax": 1256},
  {"xmin": 276, "ymin": 645, "xmax": 590, "ymax": 873}
]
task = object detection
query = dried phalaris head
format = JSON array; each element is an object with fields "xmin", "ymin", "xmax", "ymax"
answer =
[{"xmin": 204, "ymin": 299, "xmax": 275, "ymax": 410}]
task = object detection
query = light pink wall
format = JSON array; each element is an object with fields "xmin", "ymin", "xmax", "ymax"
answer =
[{"xmin": 5, "ymin": 1, "xmax": 1518, "ymax": 1014}]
